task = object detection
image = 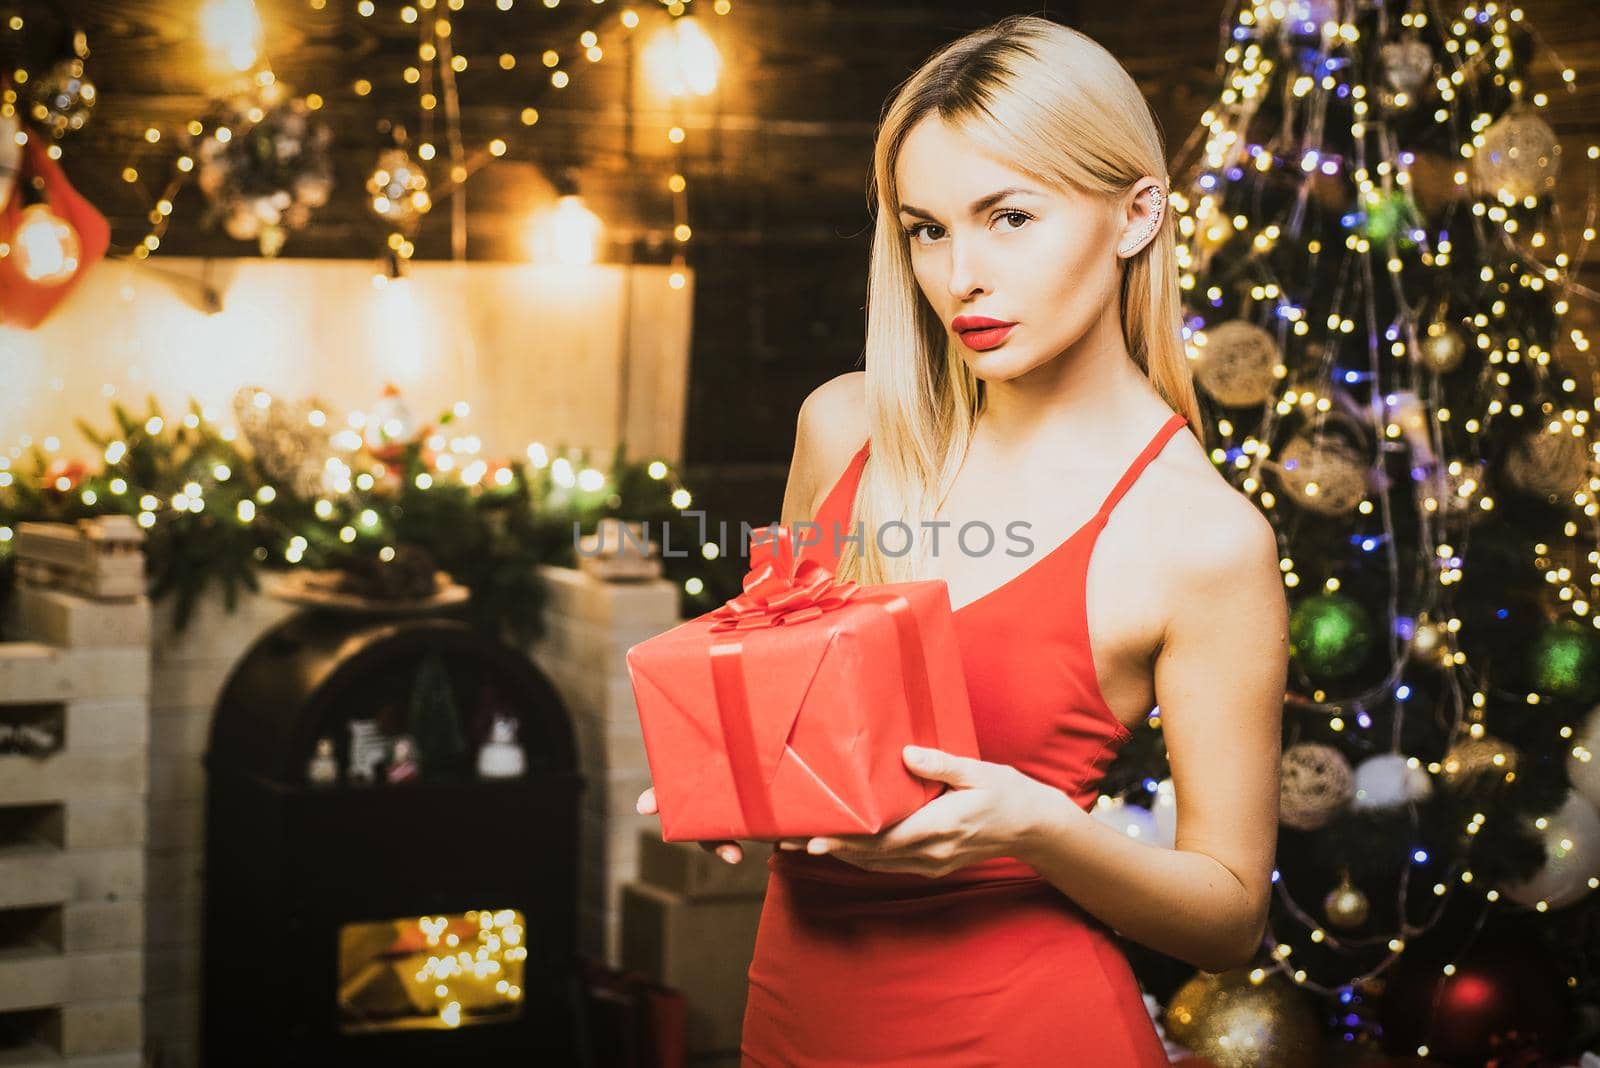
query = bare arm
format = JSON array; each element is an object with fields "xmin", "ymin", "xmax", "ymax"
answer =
[{"xmin": 1015, "ymin": 501, "xmax": 1286, "ymax": 972}]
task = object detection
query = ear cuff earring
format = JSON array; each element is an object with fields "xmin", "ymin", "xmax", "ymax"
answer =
[{"xmin": 1118, "ymin": 187, "xmax": 1166, "ymax": 257}]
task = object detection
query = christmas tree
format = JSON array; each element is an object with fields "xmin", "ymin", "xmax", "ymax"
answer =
[
  {"xmin": 1106, "ymin": 2, "xmax": 1600, "ymax": 1062},
  {"xmin": 407, "ymin": 649, "xmax": 468, "ymax": 780}
]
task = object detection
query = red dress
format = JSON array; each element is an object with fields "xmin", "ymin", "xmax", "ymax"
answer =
[{"xmin": 739, "ymin": 412, "xmax": 1190, "ymax": 1067}]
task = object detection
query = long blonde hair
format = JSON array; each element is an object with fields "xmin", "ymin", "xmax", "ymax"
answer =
[{"xmin": 835, "ymin": 14, "xmax": 1202, "ymax": 586}]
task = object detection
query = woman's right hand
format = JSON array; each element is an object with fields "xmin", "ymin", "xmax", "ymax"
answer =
[{"xmin": 636, "ymin": 785, "xmax": 745, "ymax": 865}]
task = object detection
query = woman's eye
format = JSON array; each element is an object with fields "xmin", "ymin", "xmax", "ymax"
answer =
[{"xmin": 904, "ymin": 211, "xmax": 1031, "ymax": 245}]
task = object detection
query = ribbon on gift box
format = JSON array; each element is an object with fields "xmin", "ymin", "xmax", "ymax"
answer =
[
  {"xmin": 703, "ymin": 525, "xmax": 942, "ymax": 837},
  {"xmin": 707, "ymin": 524, "xmax": 859, "ymax": 632}
]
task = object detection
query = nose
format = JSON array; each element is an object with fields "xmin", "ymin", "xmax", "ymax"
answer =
[{"xmin": 945, "ymin": 235, "xmax": 988, "ymax": 301}]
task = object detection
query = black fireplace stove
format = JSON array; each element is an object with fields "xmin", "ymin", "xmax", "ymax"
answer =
[{"xmin": 201, "ymin": 611, "xmax": 587, "ymax": 1066}]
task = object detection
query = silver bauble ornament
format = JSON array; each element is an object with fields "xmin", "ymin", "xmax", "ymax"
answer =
[
  {"xmin": 27, "ymin": 56, "xmax": 96, "ymax": 137},
  {"xmin": 232, "ymin": 386, "xmax": 332, "ymax": 498},
  {"xmin": 1499, "ymin": 791, "xmax": 1600, "ymax": 909},
  {"xmin": 1567, "ymin": 705, "xmax": 1600, "ymax": 810},
  {"xmin": 195, "ymin": 85, "xmax": 334, "ymax": 255},
  {"xmin": 1352, "ymin": 752, "xmax": 1433, "ymax": 811},
  {"xmin": 1475, "ymin": 107, "xmax": 1562, "ymax": 201}
]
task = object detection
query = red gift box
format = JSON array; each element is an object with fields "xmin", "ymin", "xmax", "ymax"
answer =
[{"xmin": 625, "ymin": 525, "xmax": 979, "ymax": 842}]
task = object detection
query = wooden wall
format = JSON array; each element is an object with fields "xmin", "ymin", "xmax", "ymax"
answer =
[{"xmin": 6, "ymin": 0, "xmax": 1599, "ymax": 523}]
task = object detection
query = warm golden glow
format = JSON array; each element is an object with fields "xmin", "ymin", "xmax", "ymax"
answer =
[
  {"xmin": 10, "ymin": 203, "xmax": 81, "ymax": 285},
  {"xmin": 338, "ymin": 910, "xmax": 526, "ymax": 1033},
  {"xmin": 641, "ymin": 15, "xmax": 722, "ymax": 98},
  {"xmin": 525, "ymin": 194, "xmax": 603, "ymax": 265},
  {"xmin": 199, "ymin": 0, "xmax": 264, "ymax": 72}
]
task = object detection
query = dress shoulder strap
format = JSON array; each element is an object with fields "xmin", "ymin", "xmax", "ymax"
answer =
[
  {"xmin": 813, "ymin": 438, "xmax": 871, "ymax": 523},
  {"xmin": 1094, "ymin": 412, "xmax": 1188, "ymax": 522}
]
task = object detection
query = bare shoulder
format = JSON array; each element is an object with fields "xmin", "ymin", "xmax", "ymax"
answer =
[
  {"xmin": 782, "ymin": 371, "xmax": 868, "ymax": 524},
  {"xmin": 1150, "ymin": 431, "xmax": 1281, "ymax": 598}
]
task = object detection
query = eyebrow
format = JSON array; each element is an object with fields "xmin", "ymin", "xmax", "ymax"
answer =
[{"xmin": 897, "ymin": 187, "xmax": 1043, "ymax": 221}]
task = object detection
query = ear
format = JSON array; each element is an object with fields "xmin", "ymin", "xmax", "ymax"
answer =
[{"xmin": 1116, "ymin": 178, "xmax": 1167, "ymax": 260}]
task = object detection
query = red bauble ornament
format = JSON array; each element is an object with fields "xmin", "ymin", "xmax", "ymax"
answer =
[
  {"xmin": 42, "ymin": 457, "xmax": 89, "ymax": 492},
  {"xmin": 1378, "ymin": 932, "xmax": 1572, "ymax": 1064},
  {"xmin": 0, "ymin": 119, "xmax": 110, "ymax": 329}
]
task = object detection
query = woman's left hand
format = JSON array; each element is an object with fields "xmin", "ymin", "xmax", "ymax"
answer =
[{"xmin": 774, "ymin": 745, "xmax": 1061, "ymax": 877}]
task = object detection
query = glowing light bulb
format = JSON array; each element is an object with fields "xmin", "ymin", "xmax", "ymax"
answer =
[
  {"xmin": 200, "ymin": 0, "xmax": 264, "ymax": 72},
  {"xmin": 11, "ymin": 203, "xmax": 80, "ymax": 285},
  {"xmin": 526, "ymin": 194, "xmax": 603, "ymax": 265},
  {"xmin": 642, "ymin": 15, "xmax": 722, "ymax": 98}
]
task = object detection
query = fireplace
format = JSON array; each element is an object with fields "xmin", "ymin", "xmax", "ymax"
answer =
[{"xmin": 201, "ymin": 612, "xmax": 585, "ymax": 1066}]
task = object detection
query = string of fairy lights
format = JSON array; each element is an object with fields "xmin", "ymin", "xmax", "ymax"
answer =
[
  {"xmin": 0, "ymin": 384, "xmax": 714, "ymax": 592},
  {"xmin": 2, "ymin": 0, "xmax": 726, "ymax": 279},
  {"xmin": 1164, "ymin": 0, "xmax": 1600, "ymax": 1034},
  {"xmin": 0, "ymin": 0, "xmax": 733, "ymax": 599}
]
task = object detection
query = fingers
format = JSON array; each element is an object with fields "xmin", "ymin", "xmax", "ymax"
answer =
[
  {"xmin": 638, "ymin": 788, "xmax": 741, "ymax": 864},
  {"xmin": 695, "ymin": 840, "xmax": 742, "ymax": 864}
]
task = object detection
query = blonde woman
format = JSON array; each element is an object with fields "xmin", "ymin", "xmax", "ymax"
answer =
[{"xmin": 638, "ymin": 14, "xmax": 1286, "ymax": 1064}]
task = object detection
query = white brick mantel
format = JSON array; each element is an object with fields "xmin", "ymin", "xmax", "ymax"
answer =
[
  {"xmin": 0, "ymin": 586, "xmax": 153, "ymax": 1068},
  {"xmin": 527, "ymin": 563, "xmax": 683, "ymax": 967},
  {"xmin": 0, "ymin": 563, "xmax": 685, "ymax": 1068}
]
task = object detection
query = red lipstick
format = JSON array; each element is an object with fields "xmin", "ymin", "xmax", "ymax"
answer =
[{"xmin": 952, "ymin": 314, "xmax": 1016, "ymax": 352}]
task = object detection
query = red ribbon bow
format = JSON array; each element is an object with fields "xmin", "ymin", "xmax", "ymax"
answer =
[{"xmin": 707, "ymin": 525, "xmax": 859, "ymax": 631}]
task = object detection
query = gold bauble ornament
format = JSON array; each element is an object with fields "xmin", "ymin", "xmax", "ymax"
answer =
[
  {"xmin": 1408, "ymin": 612, "xmax": 1452, "ymax": 667},
  {"xmin": 1324, "ymin": 868, "xmax": 1370, "ymax": 930},
  {"xmin": 1194, "ymin": 320, "xmax": 1280, "ymax": 408},
  {"xmin": 1504, "ymin": 424, "xmax": 1589, "ymax": 500},
  {"xmin": 1280, "ymin": 741, "xmax": 1355, "ymax": 830},
  {"xmin": 1163, "ymin": 968, "xmax": 1324, "ymax": 1068},
  {"xmin": 1271, "ymin": 433, "xmax": 1370, "ymax": 517},
  {"xmin": 1438, "ymin": 734, "xmax": 1520, "ymax": 794},
  {"xmin": 1426, "ymin": 459, "xmax": 1490, "ymax": 527},
  {"xmin": 1420, "ymin": 322, "xmax": 1467, "ymax": 373}
]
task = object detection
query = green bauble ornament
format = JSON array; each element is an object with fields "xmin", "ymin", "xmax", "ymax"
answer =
[
  {"xmin": 1289, "ymin": 592, "xmax": 1373, "ymax": 680},
  {"xmin": 1531, "ymin": 620, "xmax": 1600, "ymax": 704}
]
